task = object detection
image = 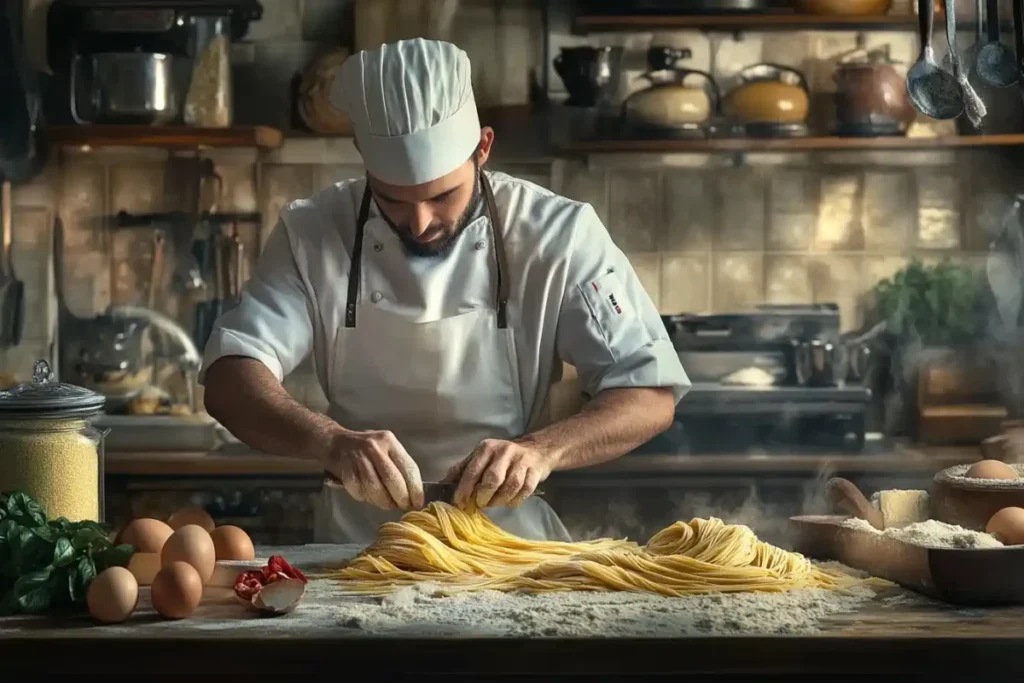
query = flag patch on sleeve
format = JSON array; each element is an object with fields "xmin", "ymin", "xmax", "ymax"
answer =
[{"xmin": 591, "ymin": 280, "xmax": 624, "ymax": 316}]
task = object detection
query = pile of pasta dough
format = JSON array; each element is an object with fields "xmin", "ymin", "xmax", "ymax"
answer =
[{"xmin": 326, "ymin": 502, "xmax": 861, "ymax": 597}]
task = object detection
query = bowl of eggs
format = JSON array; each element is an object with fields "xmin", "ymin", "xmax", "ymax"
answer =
[
  {"xmin": 932, "ymin": 460, "xmax": 1024, "ymax": 532},
  {"xmin": 87, "ymin": 506, "xmax": 259, "ymax": 624}
]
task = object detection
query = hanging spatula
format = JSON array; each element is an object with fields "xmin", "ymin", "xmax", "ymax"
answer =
[{"xmin": 0, "ymin": 179, "xmax": 24, "ymax": 347}]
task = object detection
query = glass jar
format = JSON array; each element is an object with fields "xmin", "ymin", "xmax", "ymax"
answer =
[
  {"xmin": 0, "ymin": 360, "xmax": 107, "ymax": 522},
  {"xmin": 184, "ymin": 14, "xmax": 233, "ymax": 128}
]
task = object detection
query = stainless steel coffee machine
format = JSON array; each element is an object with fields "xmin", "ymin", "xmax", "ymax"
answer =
[{"xmin": 44, "ymin": 0, "xmax": 261, "ymax": 125}]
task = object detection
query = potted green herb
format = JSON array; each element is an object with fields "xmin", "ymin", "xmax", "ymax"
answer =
[{"xmin": 870, "ymin": 259, "xmax": 987, "ymax": 436}]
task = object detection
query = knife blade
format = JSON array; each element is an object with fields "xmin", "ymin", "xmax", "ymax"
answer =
[
  {"xmin": 421, "ymin": 483, "xmax": 545, "ymax": 507},
  {"xmin": 422, "ymin": 482, "xmax": 459, "ymax": 505},
  {"xmin": 323, "ymin": 476, "xmax": 459, "ymax": 504}
]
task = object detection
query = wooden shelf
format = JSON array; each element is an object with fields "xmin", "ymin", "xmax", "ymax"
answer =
[
  {"xmin": 574, "ymin": 12, "xmax": 925, "ymax": 33},
  {"xmin": 557, "ymin": 134, "xmax": 1024, "ymax": 155},
  {"xmin": 48, "ymin": 125, "xmax": 285, "ymax": 150}
]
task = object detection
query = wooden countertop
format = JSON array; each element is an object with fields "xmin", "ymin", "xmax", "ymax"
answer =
[
  {"xmin": 3, "ymin": 600, "xmax": 1024, "ymax": 676},
  {"xmin": 2, "ymin": 543, "xmax": 1021, "ymax": 677},
  {"xmin": 104, "ymin": 443, "xmax": 981, "ymax": 478}
]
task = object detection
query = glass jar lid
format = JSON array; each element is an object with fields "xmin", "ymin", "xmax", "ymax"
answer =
[{"xmin": 0, "ymin": 359, "xmax": 106, "ymax": 420}]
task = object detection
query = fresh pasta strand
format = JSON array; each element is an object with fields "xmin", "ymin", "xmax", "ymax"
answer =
[{"xmin": 324, "ymin": 503, "xmax": 881, "ymax": 598}]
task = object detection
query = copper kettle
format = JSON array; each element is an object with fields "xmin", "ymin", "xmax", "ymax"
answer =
[
  {"xmin": 722, "ymin": 64, "xmax": 810, "ymax": 124},
  {"xmin": 833, "ymin": 47, "xmax": 915, "ymax": 136},
  {"xmin": 621, "ymin": 47, "xmax": 719, "ymax": 136}
]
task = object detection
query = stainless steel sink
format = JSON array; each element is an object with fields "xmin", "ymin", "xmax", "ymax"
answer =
[{"xmin": 93, "ymin": 413, "xmax": 221, "ymax": 452}]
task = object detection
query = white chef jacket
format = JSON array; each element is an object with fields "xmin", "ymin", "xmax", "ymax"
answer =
[{"xmin": 199, "ymin": 171, "xmax": 690, "ymax": 432}]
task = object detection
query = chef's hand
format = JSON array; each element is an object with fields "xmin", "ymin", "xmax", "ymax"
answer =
[
  {"xmin": 445, "ymin": 438, "xmax": 553, "ymax": 509},
  {"xmin": 324, "ymin": 429, "xmax": 424, "ymax": 510}
]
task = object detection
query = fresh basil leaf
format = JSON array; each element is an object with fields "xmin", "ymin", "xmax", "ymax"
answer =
[
  {"xmin": 14, "ymin": 567, "xmax": 53, "ymax": 613},
  {"xmin": 30, "ymin": 524, "xmax": 57, "ymax": 543},
  {"xmin": 75, "ymin": 556, "xmax": 96, "ymax": 597},
  {"xmin": 96, "ymin": 544, "xmax": 135, "ymax": 572},
  {"xmin": 52, "ymin": 537, "xmax": 75, "ymax": 568},
  {"xmin": 67, "ymin": 564, "xmax": 82, "ymax": 603},
  {"xmin": 10, "ymin": 528, "xmax": 33, "ymax": 572},
  {"xmin": 5, "ymin": 493, "xmax": 46, "ymax": 528},
  {"xmin": 13, "ymin": 531, "xmax": 53, "ymax": 575},
  {"xmin": 71, "ymin": 526, "xmax": 106, "ymax": 552}
]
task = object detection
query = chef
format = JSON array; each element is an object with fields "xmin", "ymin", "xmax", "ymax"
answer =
[{"xmin": 200, "ymin": 38, "xmax": 690, "ymax": 544}]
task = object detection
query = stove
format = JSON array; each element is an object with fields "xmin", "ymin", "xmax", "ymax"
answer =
[{"xmin": 654, "ymin": 304, "xmax": 871, "ymax": 454}]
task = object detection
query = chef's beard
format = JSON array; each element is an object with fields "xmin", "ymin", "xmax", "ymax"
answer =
[{"xmin": 382, "ymin": 172, "xmax": 483, "ymax": 258}]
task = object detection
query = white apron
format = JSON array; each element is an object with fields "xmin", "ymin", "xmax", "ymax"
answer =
[{"xmin": 313, "ymin": 173, "xmax": 571, "ymax": 545}]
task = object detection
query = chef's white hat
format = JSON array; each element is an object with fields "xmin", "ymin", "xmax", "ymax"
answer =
[{"xmin": 333, "ymin": 39, "xmax": 481, "ymax": 187}]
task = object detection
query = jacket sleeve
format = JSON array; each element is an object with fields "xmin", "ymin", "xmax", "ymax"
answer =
[
  {"xmin": 555, "ymin": 204, "xmax": 690, "ymax": 404},
  {"xmin": 199, "ymin": 219, "xmax": 315, "ymax": 384}
]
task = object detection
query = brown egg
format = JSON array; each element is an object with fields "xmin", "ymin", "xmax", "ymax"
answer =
[
  {"xmin": 167, "ymin": 507, "xmax": 216, "ymax": 533},
  {"xmin": 151, "ymin": 561, "xmax": 203, "ymax": 619},
  {"xmin": 987, "ymin": 507, "xmax": 1024, "ymax": 545},
  {"xmin": 119, "ymin": 518, "xmax": 174, "ymax": 553},
  {"xmin": 965, "ymin": 459, "xmax": 1019, "ymax": 480},
  {"xmin": 86, "ymin": 567, "xmax": 139, "ymax": 624},
  {"xmin": 161, "ymin": 524, "xmax": 216, "ymax": 584},
  {"xmin": 127, "ymin": 552, "xmax": 161, "ymax": 586},
  {"xmin": 210, "ymin": 525, "xmax": 256, "ymax": 561}
]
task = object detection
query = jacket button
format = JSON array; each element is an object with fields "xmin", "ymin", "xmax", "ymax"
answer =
[
  {"xmin": 373, "ymin": 242, "xmax": 383, "ymax": 252},
  {"xmin": 474, "ymin": 240, "xmax": 486, "ymax": 251},
  {"xmin": 370, "ymin": 291, "xmax": 383, "ymax": 303}
]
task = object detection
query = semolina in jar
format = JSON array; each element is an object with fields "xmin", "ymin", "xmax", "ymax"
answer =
[
  {"xmin": 0, "ymin": 360, "xmax": 107, "ymax": 522},
  {"xmin": 0, "ymin": 417, "xmax": 100, "ymax": 521}
]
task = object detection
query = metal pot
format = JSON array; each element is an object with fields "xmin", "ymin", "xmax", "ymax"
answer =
[
  {"xmin": 71, "ymin": 52, "xmax": 178, "ymax": 125},
  {"xmin": 794, "ymin": 337, "xmax": 848, "ymax": 387}
]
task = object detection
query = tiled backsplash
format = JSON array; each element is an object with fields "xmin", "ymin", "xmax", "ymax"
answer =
[
  {"xmin": 5, "ymin": 144, "xmax": 1017, "ymax": 408},
  {"xmin": 555, "ymin": 151, "xmax": 1018, "ymax": 331}
]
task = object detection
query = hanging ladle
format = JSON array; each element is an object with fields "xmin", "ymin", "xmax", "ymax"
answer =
[
  {"xmin": 946, "ymin": 0, "xmax": 988, "ymax": 126},
  {"xmin": 907, "ymin": 0, "xmax": 964, "ymax": 119},
  {"xmin": 943, "ymin": 0, "xmax": 984, "ymax": 72},
  {"xmin": 977, "ymin": 0, "xmax": 1019, "ymax": 87}
]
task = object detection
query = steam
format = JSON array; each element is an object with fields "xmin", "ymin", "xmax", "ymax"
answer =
[{"xmin": 560, "ymin": 462, "xmax": 926, "ymax": 551}]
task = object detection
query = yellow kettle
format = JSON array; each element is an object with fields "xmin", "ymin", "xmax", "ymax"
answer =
[{"xmin": 723, "ymin": 63, "xmax": 810, "ymax": 125}]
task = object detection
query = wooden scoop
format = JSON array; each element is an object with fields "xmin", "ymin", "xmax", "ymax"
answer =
[{"xmin": 826, "ymin": 477, "xmax": 884, "ymax": 530}]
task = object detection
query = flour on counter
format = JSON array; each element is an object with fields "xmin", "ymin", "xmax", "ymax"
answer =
[
  {"xmin": 841, "ymin": 517, "xmax": 1004, "ymax": 549},
  {"xmin": 0, "ymin": 543, "xmax": 890, "ymax": 638}
]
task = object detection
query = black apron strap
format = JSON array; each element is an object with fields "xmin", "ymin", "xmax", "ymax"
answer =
[
  {"xmin": 345, "ymin": 172, "xmax": 509, "ymax": 329},
  {"xmin": 480, "ymin": 172, "xmax": 510, "ymax": 329},
  {"xmin": 344, "ymin": 182, "xmax": 373, "ymax": 328}
]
